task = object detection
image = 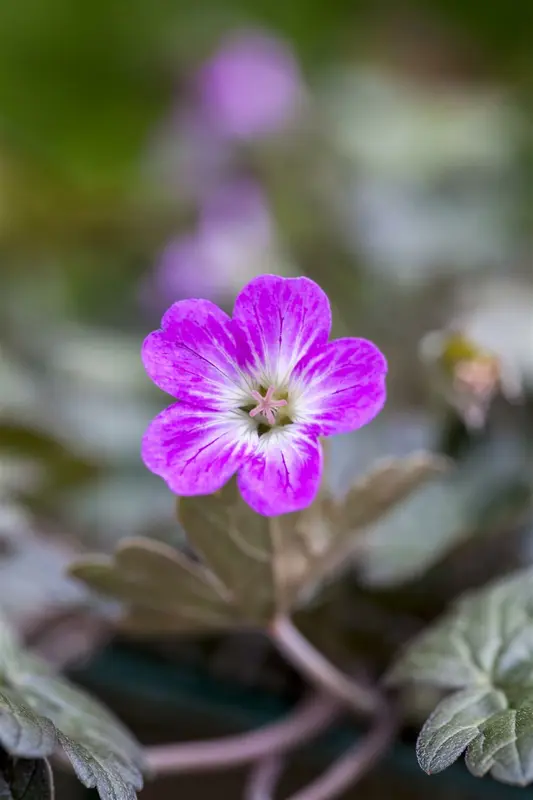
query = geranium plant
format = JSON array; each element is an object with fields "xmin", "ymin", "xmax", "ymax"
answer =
[
  {"xmin": 0, "ymin": 272, "xmax": 530, "ymax": 800},
  {"xmin": 68, "ymin": 274, "xmax": 453, "ymax": 799}
]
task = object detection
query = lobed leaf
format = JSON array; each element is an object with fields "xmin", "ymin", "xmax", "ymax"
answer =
[
  {"xmin": 72, "ymin": 454, "xmax": 447, "ymax": 630},
  {"xmin": 70, "ymin": 538, "xmax": 237, "ymax": 633},
  {"xmin": 340, "ymin": 453, "xmax": 450, "ymax": 532},
  {"xmin": 0, "ymin": 614, "xmax": 144, "ymax": 800},
  {"xmin": 56, "ymin": 733, "xmax": 141, "ymax": 800},
  {"xmin": 416, "ymin": 687, "xmax": 506, "ymax": 774},
  {"xmin": 179, "ymin": 479, "xmax": 276, "ymax": 622},
  {"xmin": 293, "ymin": 453, "xmax": 450, "ymax": 596},
  {"xmin": 359, "ymin": 431, "xmax": 531, "ymax": 587},
  {"xmin": 0, "ymin": 692, "xmax": 56, "ymax": 759},
  {"xmin": 465, "ymin": 700, "xmax": 533, "ymax": 785},
  {"xmin": 389, "ymin": 567, "xmax": 533, "ymax": 786},
  {"xmin": 180, "ymin": 478, "xmax": 331, "ymax": 619}
]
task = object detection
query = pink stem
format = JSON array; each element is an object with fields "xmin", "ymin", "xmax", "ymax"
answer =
[
  {"xmin": 245, "ymin": 755, "xmax": 285, "ymax": 800},
  {"xmin": 146, "ymin": 693, "xmax": 340, "ymax": 776},
  {"xmin": 287, "ymin": 707, "xmax": 396, "ymax": 800},
  {"xmin": 269, "ymin": 616, "xmax": 379, "ymax": 716}
]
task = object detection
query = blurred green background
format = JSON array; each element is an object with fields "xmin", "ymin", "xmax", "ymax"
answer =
[{"xmin": 0, "ymin": 0, "xmax": 532, "ymax": 797}]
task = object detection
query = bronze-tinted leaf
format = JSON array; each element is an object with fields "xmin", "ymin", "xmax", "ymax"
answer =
[
  {"xmin": 340, "ymin": 453, "xmax": 450, "ymax": 532},
  {"xmin": 70, "ymin": 538, "xmax": 236, "ymax": 632},
  {"xmin": 72, "ymin": 454, "xmax": 449, "ymax": 630},
  {"xmin": 293, "ymin": 453, "xmax": 450, "ymax": 596},
  {"xmin": 272, "ymin": 500, "xmax": 335, "ymax": 609},
  {"xmin": 119, "ymin": 607, "xmax": 222, "ymax": 636},
  {"xmin": 179, "ymin": 480, "xmax": 275, "ymax": 622},
  {"xmin": 180, "ymin": 479, "xmax": 332, "ymax": 622},
  {"xmin": 359, "ymin": 432, "xmax": 530, "ymax": 587}
]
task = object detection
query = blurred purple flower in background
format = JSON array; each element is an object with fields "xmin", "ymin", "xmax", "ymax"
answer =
[
  {"xmin": 196, "ymin": 30, "xmax": 304, "ymax": 139},
  {"xmin": 140, "ymin": 29, "xmax": 304, "ymax": 313},
  {"xmin": 150, "ymin": 180, "xmax": 284, "ymax": 305},
  {"xmin": 144, "ymin": 29, "xmax": 305, "ymax": 201},
  {"xmin": 200, "ymin": 178, "xmax": 273, "ymax": 251}
]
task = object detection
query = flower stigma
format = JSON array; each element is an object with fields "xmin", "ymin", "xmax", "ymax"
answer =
[{"xmin": 248, "ymin": 385, "xmax": 288, "ymax": 426}]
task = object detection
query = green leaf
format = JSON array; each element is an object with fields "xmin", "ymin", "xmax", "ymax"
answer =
[
  {"xmin": 56, "ymin": 733, "xmax": 140, "ymax": 800},
  {"xmin": 418, "ymin": 693, "xmax": 533, "ymax": 786},
  {"xmin": 465, "ymin": 700, "xmax": 533, "ymax": 785},
  {"xmin": 0, "ymin": 748, "xmax": 54, "ymax": 799},
  {"xmin": 0, "ymin": 508, "xmax": 88, "ymax": 633},
  {"xmin": 389, "ymin": 567, "xmax": 533, "ymax": 688},
  {"xmin": 0, "ymin": 692, "xmax": 56, "ymax": 758},
  {"xmin": 416, "ymin": 688, "xmax": 507, "ymax": 774},
  {"xmin": 389, "ymin": 567, "xmax": 533, "ymax": 786},
  {"xmin": 0, "ymin": 613, "xmax": 144, "ymax": 800}
]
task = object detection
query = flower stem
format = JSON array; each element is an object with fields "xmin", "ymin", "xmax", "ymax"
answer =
[
  {"xmin": 245, "ymin": 756, "xmax": 285, "ymax": 800},
  {"xmin": 269, "ymin": 615, "xmax": 379, "ymax": 716},
  {"xmin": 146, "ymin": 692, "xmax": 340, "ymax": 776},
  {"xmin": 287, "ymin": 707, "xmax": 396, "ymax": 800}
]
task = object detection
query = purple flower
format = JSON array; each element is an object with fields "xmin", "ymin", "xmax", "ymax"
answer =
[
  {"xmin": 141, "ymin": 275, "xmax": 387, "ymax": 516},
  {"xmin": 200, "ymin": 180, "xmax": 272, "ymax": 246},
  {"xmin": 152, "ymin": 180, "xmax": 276, "ymax": 304},
  {"xmin": 196, "ymin": 30, "xmax": 303, "ymax": 139},
  {"xmin": 152, "ymin": 235, "xmax": 216, "ymax": 302}
]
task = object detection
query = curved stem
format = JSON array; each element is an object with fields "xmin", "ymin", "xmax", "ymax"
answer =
[
  {"xmin": 146, "ymin": 693, "xmax": 340, "ymax": 776},
  {"xmin": 287, "ymin": 706, "xmax": 396, "ymax": 800},
  {"xmin": 245, "ymin": 756, "xmax": 284, "ymax": 800},
  {"xmin": 269, "ymin": 616, "xmax": 379, "ymax": 716}
]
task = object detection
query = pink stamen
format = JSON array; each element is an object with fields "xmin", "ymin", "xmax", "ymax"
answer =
[{"xmin": 249, "ymin": 386, "xmax": 288, "ymax": 426}]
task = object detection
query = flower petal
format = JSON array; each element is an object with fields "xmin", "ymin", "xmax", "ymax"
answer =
[
  {"xmin": 142, "ymin": 403, "xmax": 254, "ymax": 495},
  {"xmin": 237, "ymin": 425, "xmax": 322, "ymax": 516},
  {"xmin": 232, "ymin": 275, "xmax": 331, "ymax": 386},
  {"xmin": 293, "ymin": 337, "xmax": 387, "ymax": 435},
  {"xmin": 142, "ymin": 299, "xmax": 246, "ymax": 408}
]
